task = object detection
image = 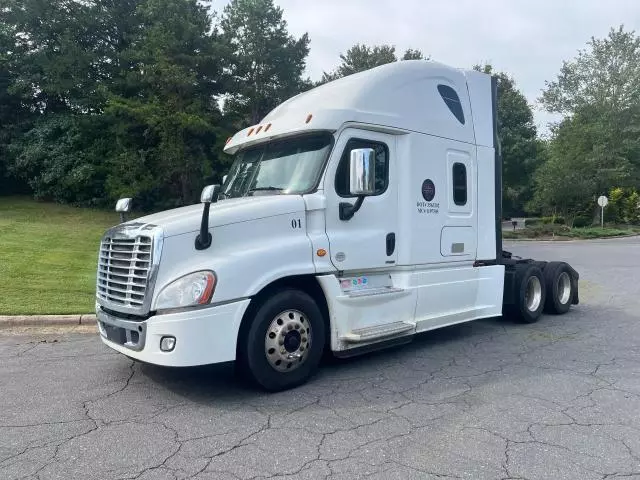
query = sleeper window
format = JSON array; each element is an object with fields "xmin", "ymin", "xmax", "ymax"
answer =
[
  {"xmin": 452, "ymin": 162, "xmax": 467, "ymax": 205},
  {"xmin": 437, "ymin": 84, "xmax": 465, "ymax": 125},
  {"xmin": 335, "ymin": 139, "xmax": 389, "ymax": 197}
]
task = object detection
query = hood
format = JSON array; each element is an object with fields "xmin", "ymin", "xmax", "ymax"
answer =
[{"xmin": 124, "ymin": 195, "xmax": 307, "ymax": 238}]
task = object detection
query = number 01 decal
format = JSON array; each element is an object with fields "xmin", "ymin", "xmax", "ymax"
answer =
[{"xmin": 291, "ymin": 218, "xmax": 302, "ymax": 229}]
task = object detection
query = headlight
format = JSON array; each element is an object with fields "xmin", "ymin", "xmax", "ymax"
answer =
[{"xmin": 154, "ymin": 271, "xmax": 216, "ymax": 310}]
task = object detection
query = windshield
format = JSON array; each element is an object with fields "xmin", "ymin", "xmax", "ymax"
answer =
[{"xmin": 220, "ymin": 132, "xmax": 334, "ymax": 199}]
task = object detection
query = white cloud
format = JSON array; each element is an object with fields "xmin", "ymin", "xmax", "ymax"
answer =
[{"xmin": 211, "ymin": 0, "xmax": 640, "ymax": 134}]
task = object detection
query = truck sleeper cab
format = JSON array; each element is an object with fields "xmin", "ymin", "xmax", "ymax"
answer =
[{"xmin": 95, "ymin": 60, "xmax": 579, "ymax": 391}]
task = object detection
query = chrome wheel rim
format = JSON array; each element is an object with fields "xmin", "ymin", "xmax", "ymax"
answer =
[
  {"xmin": 525, "ymin": 276, "xmax": 542, "ymax": 312},
  {"xmin": 264, "ymin": 309, "xmax": 311, "ymax": 372},
  {"xmin": 557, "ymin": 272, "xmax": 572, "ymax": 305}
]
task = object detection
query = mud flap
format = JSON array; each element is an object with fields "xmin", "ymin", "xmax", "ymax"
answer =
[{"xmin": 567, "ymin": 264, "xmax": 580, "ymax": 305}]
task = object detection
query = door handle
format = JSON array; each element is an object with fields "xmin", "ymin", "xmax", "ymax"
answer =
[{"xmin": 386, "ymin": 233, "xmax": 396, "ymax": 256}]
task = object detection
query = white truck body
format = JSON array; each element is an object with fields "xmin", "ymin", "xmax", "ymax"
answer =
[{"xmin": 95, "ymin": 60, "xmax": 578, "ymax": 390}]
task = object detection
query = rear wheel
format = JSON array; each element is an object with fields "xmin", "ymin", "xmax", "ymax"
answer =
[
  {"xmin": 543, "ymin": 262, "xmax": 573, "ymax": 314},
  {"xmin": 238, "ymin": 289, "xmax": 325, "ymax": 392},
  {"xmin": 508, "ymin": 264, "xmax": 546, "ymax": 324}
]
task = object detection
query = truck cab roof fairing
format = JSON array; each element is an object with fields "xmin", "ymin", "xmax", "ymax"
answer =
[{"xmin": 224, "ymin": 60, "xmax": 480, "ymax": 154}]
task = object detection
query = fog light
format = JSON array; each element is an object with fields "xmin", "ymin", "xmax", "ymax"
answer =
[{"xmin": 160, "ymin": 336, "xmax": 176, "ymax": 352}]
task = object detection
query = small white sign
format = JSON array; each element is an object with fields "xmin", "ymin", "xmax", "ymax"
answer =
[{"xmin": 598, "ymin": 195, "xmax": 608, "ymax": 207}]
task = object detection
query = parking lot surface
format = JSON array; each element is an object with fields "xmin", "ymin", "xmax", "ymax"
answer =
[{"xmin": 2, "ymin": 237, "xmax": 640, "ymax": 480}]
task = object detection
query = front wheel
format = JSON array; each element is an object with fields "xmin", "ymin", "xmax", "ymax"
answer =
[{"xmin": 239, "ymin": 289, "xmax": 326, "ymax": 391}]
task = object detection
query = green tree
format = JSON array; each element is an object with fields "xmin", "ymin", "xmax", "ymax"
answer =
[
  {"xmin": 0, "ymin": 0, "xmax": 106, "ymax": 198},
  {"xmin": 2, "ymin": 0, "xmax": 227, "ymax": 209},
  {"xmin": 105, "ymin": 0, "xmax": 226, "ymax": 209},
  {"xmin": 528, "ymin": 114, "xmax": 600, "ymax": 224},
  {"xmin": 320, "ymin": 44, "xmax": 427, "ymax": 83},
  {"xmin": 474, "ymin": 64, "xmax": 540, "ymax": 217},
  {"xmin": 536, "ymin": 26, "xmax": 640, "ymax": 218},
  {"xmin": 1, "ymin": 0, "xmax": 103, "ymax": 114},
  {"xmin": 10, "ymin": 114, "xmax": 109, "ymax": 205},
  {"xmin": 402, "ymin": 48, "xmax": 425, "ymax": 60},
  {"xmin": 541, "ymin": 26, "xmax": 640, "ymax": 116},
  {"xmin": 0, "ymin": 15, "xmax": 32, "ymax": 193},
  {"xmin": 219, "ymin": 0, "xmax": 310, "ymax": 127}
]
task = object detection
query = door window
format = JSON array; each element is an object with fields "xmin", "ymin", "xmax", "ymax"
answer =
[{"xmin": 335, "ymin": 139, "xmax": 389, "ymax": 197}]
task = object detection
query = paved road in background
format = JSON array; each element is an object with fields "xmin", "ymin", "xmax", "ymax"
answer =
[{"xmin": 2, "ymin": 237, "xmax": 640, "ymax": 480}]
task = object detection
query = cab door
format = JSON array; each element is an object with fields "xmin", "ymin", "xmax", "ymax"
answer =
[{"xmin": 324, "ymin": 128, "xmax": 398, "ymax": 272}]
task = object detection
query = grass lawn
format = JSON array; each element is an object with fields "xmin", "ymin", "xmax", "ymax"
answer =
[{"xmin": 0, "ymin": 196, "xmax": 123, "ymax": 315}]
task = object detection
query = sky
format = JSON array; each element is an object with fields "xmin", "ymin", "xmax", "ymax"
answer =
[{"xmin": 211, "ymin": 0, "xmax": 640, "ymax": 135}]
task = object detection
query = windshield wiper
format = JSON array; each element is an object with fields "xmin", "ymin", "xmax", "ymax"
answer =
[{"xmin": 247, "ymin": 186, "xmax": 283, "ymax": 195}]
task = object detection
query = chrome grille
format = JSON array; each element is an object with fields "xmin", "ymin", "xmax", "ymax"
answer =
[{"xmin": 98, "ymin": 236, "xmax": 153, "ymax": 309}]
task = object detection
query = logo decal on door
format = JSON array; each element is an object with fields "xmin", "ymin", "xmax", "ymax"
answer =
[
  {"xmin": 417, "ymin": 179, "xmax": 439, "ymax": 214},
  {"xmin": 421, "ymin": 179, "xmax": 435, "ymax": 201}
]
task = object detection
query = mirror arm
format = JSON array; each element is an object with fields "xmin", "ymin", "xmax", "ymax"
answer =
[
  {"xmin": 195, "ymin": 203, "xmax": 212, "ymax": 250},
  {"xmin": 339, "ymin": 196, "xmax": 365, "ymax": 221}
]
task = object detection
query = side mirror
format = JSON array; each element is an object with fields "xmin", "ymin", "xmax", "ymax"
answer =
[
  {"xmin": 349, "ymin": 148, "xmax": 376, "ymax": 196},
  {"xmin": 200, "ymin": 184, "xmax": 220, "ymax": 204},
  {"xmin": 340, "ymin": 149, "xmax": 376, "ymax": 221},
  {"xmin": 195, "ymin": 185, "xmax": 220, "ymax": 250},
  {"xmin": 115, "ymin": 197, "xmax": 132, "ymax": 223}
]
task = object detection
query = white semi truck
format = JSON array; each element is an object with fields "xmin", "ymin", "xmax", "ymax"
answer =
[{"xmin": 95, "ymin": 60, "xmax": 579, "ymax": 391}]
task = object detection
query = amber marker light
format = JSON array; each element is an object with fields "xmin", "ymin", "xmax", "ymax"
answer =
[
  {"xmin": 317, "ymin": 249, "xmax": 327, "ymax": 257},
  {"xmin": 305, "ymin": 114, "xmax": 313, "ymax": 124}
]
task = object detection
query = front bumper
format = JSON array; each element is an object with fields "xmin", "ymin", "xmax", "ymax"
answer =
[{"xmin": 96, "ymin": 299, "xmax": 251, "ymax": 367}]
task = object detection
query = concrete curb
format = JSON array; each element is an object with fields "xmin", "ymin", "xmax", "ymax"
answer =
[{"xmin": 0, "ymin": 314, "xmax": 96, "ymax": 327}]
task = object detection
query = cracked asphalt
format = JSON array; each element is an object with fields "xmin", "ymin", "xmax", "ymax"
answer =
[{"xmin": 2, "ymin": 237, "xmax": 640, "ymax": 480}]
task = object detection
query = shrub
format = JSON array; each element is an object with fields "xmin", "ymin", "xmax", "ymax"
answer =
[
  {"xmin": 573, "ymin": 215, "xmax": 592, "ymax": 228},
  {"xmin": 540, "ymin": 216, "xmax": 565, "ymax": 225},
  {"xmin": 525, "ymin": 224, "xmax": 571, "ymax": 237},
  {"xmin": 607, "ymin": 187, "xmax": 640, "ymax": 224}
]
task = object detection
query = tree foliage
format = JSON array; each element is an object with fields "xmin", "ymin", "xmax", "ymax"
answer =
[
  {"xmin": 320, "ymin": 44, "xmax": 427, "ymax": 83},
  {"xmin": 541, "ymin": 26, "xmax": 640, "ymax": 116},
  {"xmin": 103, "ymin": 0, "xmax": 226, "ymax": 209},
  {"xmin": 0, "ymin": 0, "xmax": 311, "ymax": 209},
  {"xmin": 474, "ymin": 64, "xmax": 540, "ymax": 217},
  {"xmin": 2, "ymin": 0, "xmax": 639, "ymax": 227},
  {"xmin": 219, "ymin": 0, "xmax": 311, "ymax": 126},
  {"xmin": 534, "ymin": 26, "xmax": 640, "ymax": 219}
]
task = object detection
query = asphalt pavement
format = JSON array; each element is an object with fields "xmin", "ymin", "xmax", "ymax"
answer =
[{"xmin": 2, "ymin": 237, "xmax": 640, "ymax": 480}]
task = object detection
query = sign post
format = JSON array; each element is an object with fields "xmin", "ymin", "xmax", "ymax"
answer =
[{"xmin": 597, "ymin": 195, "xmax": 608, "ymax": 228}]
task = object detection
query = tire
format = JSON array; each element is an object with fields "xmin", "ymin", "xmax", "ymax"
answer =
[
  {"xmin": 543, "ymin": 262, "xmax": 573, "ymax": 315},
  {"xmin": 238, "ymin": 289, "xmax": 325, "ymax": 392},
  {"xmin": 508, "ymin": 264, "xmax": 546, "ymax": 324}
]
